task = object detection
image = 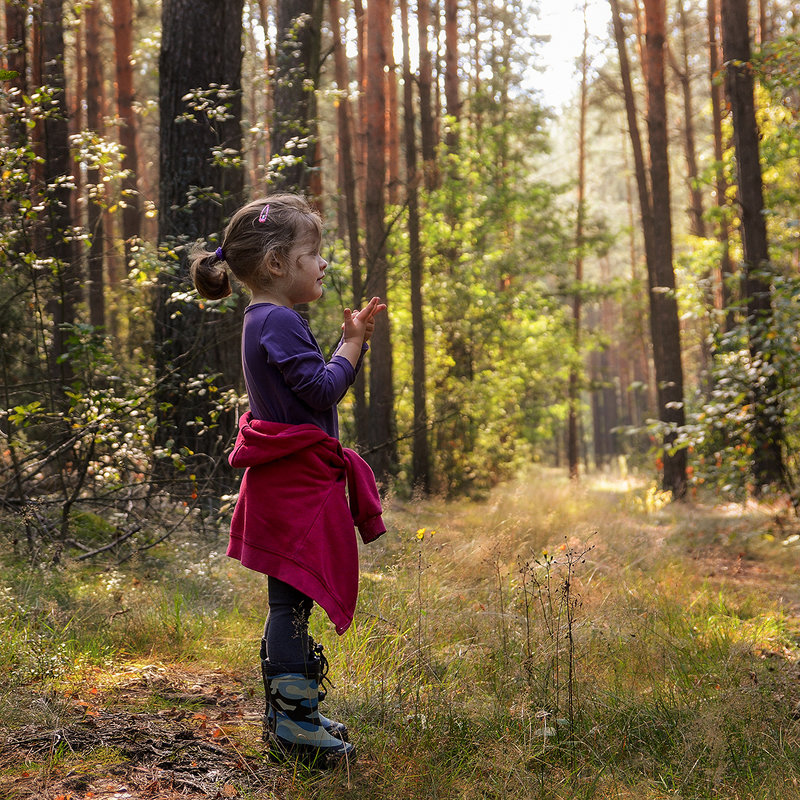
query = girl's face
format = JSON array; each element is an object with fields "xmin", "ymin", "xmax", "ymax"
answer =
[{"xmin": 283, "ymin": 231, "xmax": 327, "ymax": 306}]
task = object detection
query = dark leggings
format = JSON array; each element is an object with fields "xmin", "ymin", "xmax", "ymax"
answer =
[{"xmin": 263, "ymin": 575, "xmax": 314, "ymax": 667}]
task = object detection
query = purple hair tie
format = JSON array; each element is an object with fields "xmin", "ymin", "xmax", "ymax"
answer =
[
  {"xmin": 215, "ymin": 246, "xmax": 225, "ymax": 262},
  {"xmin": 258, "ymin": 203, "xmax": 270, "ymax": 223}
]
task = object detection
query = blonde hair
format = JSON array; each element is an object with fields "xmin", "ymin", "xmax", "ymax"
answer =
[{"xmin": 189, "ymin": 193, "xmax": 323, "ymax": 300}]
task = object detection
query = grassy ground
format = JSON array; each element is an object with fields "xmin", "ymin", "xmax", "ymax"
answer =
[{"xmin": 3, "ymin": 468, "xmax": 800, "ymax": 799}]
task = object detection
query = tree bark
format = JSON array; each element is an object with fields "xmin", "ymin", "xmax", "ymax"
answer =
[
  {"xmin": 86, "ymin": 0, "xmax": 105, "ymax": 330},
  {"xmin": 270, "ymin": 0, "xmax": 323, "ymax": 191},
  {"xmin": 155, "ymin": 0, "xmax": 245, "ymax": 484},
  {"xmin": 364, "ymin": 0, "xmax": 396, "ymax": 484},
  {"xmin": 329, "ymin": 0, "xmax": 367, "ymax": 446},
  {"xmin": 707, "ymin": 0, "xmax": 734, "ymax": 328},
  {"xmin": 568, "ymin": 4, "xmax": 589, "ymax": 481},
  {"xmin": 611, "ymin": 0, "xmax": 687, "ymax": 497},
  {"xmin": 721, "ymin": 0, "xmax": 784, "ymax": 491},
  {"xmin": 40, "ymin": 0, "xmax": 81, "ymax": 387},
  {"xmin": 642, "ymin": 0, "xmax": 687, "ymax": 498},
  {"xmin": 353, "ymin": 0, "xmax": 367, "ymax": 192},
  {"xmin": 670, "ymin": 0, "xmax": 706, "ymax": 239},
  {"xmin": 417, "ymin": 0, "xmax": 437, "ymax": 188},
  {"xmin": 3, "ymin": 0, "xmax": 27, "ymax": 147},
  {"xmin": 443, "ymin": 0, "xmax": 460, "ymax": 153},
  {"xmin": 110, "ymin": 0, "xmax": 141, "ymax": 265},
  {"xmin": 384, "ymin": 14, "xmax": 400, "ymax": 205},
  {"xmin": 400, "ymin": 0, "xmax": 431, "ymax": 493}
]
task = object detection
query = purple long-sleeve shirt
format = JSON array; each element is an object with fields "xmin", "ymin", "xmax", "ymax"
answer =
[{"xmin": 241, "ymin": 303, "xmax": 363, "ymax": 439}]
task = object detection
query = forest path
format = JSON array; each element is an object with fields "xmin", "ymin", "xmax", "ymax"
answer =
[{"xmin": 0, "ymin": 663, "xmax": 289, "ymax": 799}]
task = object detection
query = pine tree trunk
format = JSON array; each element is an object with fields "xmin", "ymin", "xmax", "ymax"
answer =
[
  {"xmin": 671, "ymin": 0, "xmax": 706, "ymax": 239},
  {"xmin": 642, "ymin": 0, "xmax": 687, "ymax": 498},
  {"xmin": 69, "ymin": 13, "xmax": 84, "ymax": 233},
  {"xmin": 417, "ymin": 0, "xmax": 437, "ymax": 188},
  {"xmin": 384, "ymin": 16, "xmax": 400, "ymax": 205},
  {"xmin": 568, "ymin": 4, "xmax": 589, "ymax": 481},
  {"xmin": 612, "ymin": 0, "xmax": 687, "ymax": 498},
  {"xmin": 707, "ymin": 0, "xmax": 734, "ymax": 329},
  {"xmin": 110, "ymin": 0, "xmax": 141, "ymax": 261},
  {"xmin": 329, "ymin": 0, "xmax": 367, "ymax": 447},
  {"xmin": 86, "ymin": 0, "xmax": 105, "ymax": 330},
  {"xmin": 721, "ymin": 0, "xmax": 784, "ymax": 491},
  {"xmin": 40, "ymin": 0, "xmax": 80, "ymax": 387},
  {"xmin": 4, "ymin": 0, "xmax": 27, "ymax": 147},
  {"xmin": 364, "ymin": 0, "xmax": 396, "ymax": 485},
  {"xmin": 155, "ymin": 0, "xmax": 245, "ymax": 486},
  {"xmin": 443, "ymin": 0, "xmax": 460, "ymax": 153},
  {"xmin": 271, "ymin": 0, "xmax": 323, "ymax": 191},
  {"xmin": 400, "ymin": 0, "xmax": 430, "ymax": 494},
  {"xmin": 353, "ymin": 0, "xmax": 367, "ymax": 192}
]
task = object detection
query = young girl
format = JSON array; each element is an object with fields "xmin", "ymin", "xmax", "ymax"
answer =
[{"xmin": 190, "ymin": 194, "xmax": 387, "ymax": 768}]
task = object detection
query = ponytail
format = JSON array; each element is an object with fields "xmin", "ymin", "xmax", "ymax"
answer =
[{"xmin": 189, "ymin": 247, "xmax": 232, "ymax": 300}]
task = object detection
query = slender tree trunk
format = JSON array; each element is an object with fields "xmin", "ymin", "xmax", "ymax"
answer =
[
  {"xmin": 670, "ymin": 0, "xmax": 706, "ymax": 239},
  {"xmin": 4, "ymin": 0, "xmax": 27, "ymax": 147},
  {"xmin": 721, "ymin": 0, "xmax": 784, "ymax": 491},
  {"xmin": 417, "ymin": 0, "xmax": 437, "ymax": 188},
  {"xmin": 40, "ymin": 0, "xmax": 80, "ymax": 387},
  {"xmin": 155, "ymin": 0, "xmax": 245, "ymax": 485},
  {"xmin": 708, "ymin": 0, "xmax": 734, "ymax": 329},
  {"xmin": 400, "ymin": 0, "xmax": 430, "ymax": 493},
  {"xmin": 611, "ymin": 0, "xmax": 656, "ymax": 425},
  {"xmin": 568, "ymin": 4, "xmax": 589, "ymax": 481},
  {"xmin": 757, "ymin": 0, "xmax": 770, "ymax": 43},
  {"xmin": 255, "ymin": 0, "xmax": 273, "ymax": 172},
  {"xmin": 622, "ymin": 128, "xmax": 655, "ymax": 417},
  {"xmin": 271, "ymin": 0, "xmax": 323, "ymax": 190},
  {"xmin": 469, "ymin": 0, "xmax": 482, "ymax": 139},
  {"xmin": 86, "ymin": 0, "xmax": 105, "ymax": 329},
  {"xmin": 433, "ymin": 0, "xmax": 442, "ymax": 146},
  {"xmin": 611, "ymin": 0, "xmax": 687, "ymax": 497},
  {"xmin": 443, "ymin": 0, "xmax": 460, "ymax": 152},
  {"xmin": 600, "ymin": 258, "xmax": 620, "ymax": 459},
  {"xmin": 111, "ymin": 0, "xmax": 141, "ymax": 262},
  {"xmin": 70, "ymin": 13, "xmax": 84, "ymax": 233},
  {"xmin": 365, "ymin": 0, "xmax": 396, "ymax": 484},
  {"xmin": 642, "ymin": 0, "xmax": 687, "ymax": 498},
  {"xmin": 329, "ymin": 0, "xmax": 367, "ymax": 446},
  {"xmin": 354, "ymin": 0, "xmax": 367, "ymax": 192},
  {"xmin": 384, "ymin": 13, "xmax": 400, "ymax": 205}
]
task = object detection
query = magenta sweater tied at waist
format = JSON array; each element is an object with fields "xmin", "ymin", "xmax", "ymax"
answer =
[{"xmin": 226, "ymin": 412, "xmax": 386, "ymax": 634}]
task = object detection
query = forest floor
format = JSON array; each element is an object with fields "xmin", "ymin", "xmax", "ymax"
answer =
[{"xmin": 3, "ymin": 469, "xmax": 800, "ymax": 799}]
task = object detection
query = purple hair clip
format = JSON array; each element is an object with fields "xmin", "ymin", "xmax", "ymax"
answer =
[
  {"xmin": 215, "ymin": 246, "xmax": 225, "ymax": 262},
  {"xmin": 258, "ymin": 203, "xmax": 270, "ymax": 223}
]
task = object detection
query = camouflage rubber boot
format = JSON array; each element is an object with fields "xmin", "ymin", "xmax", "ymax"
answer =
[
  {"xmin": 263, "ymin": 660, "xmax": 356, "ymax": 768},
  {"xmin": 260, "ymin": 639, "xmax": 348, "ymax": 742}
]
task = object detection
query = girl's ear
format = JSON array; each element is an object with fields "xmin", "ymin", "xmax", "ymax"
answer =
[{"xmin": 265, "ymin": 252, "xmax": 286, "ymax": 278}]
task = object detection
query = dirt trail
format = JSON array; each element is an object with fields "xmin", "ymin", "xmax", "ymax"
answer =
[{"xmin": 1, "ymin": 664, "xmax": 295, "ymax": 799}]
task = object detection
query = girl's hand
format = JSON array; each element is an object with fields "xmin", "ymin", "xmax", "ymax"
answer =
[{"xmin": 343, "ymin": 297, "xmax": 387, "ymax": 344}]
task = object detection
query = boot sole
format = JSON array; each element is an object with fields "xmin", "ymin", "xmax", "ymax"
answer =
[
  {"xmin": 266, "ymin": 734, "xmax": 356, "ymax": 769},
  {"xmin": 263, "ymin": 715, "xmax": 349, "ymax": 743}
]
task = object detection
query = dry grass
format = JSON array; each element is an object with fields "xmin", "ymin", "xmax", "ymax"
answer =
[{"xmin": 3, "ymin": 467, "xmax": 800, "ymax": 798}]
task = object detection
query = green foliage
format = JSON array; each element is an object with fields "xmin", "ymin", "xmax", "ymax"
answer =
[
  {"xmin": 0, "ymin": 88, "xmax": 225, "ymax": 562},
  {"xmin": 677, "ymin": 273, "xmax": 800, "ymax": 500},
  {"xmin": 650, "ymin": 27, "xmax": 800, "ymax": 500},
  {"xmin": 386, "ymin": 91, "xmax": 576, "ymax": 494}
]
